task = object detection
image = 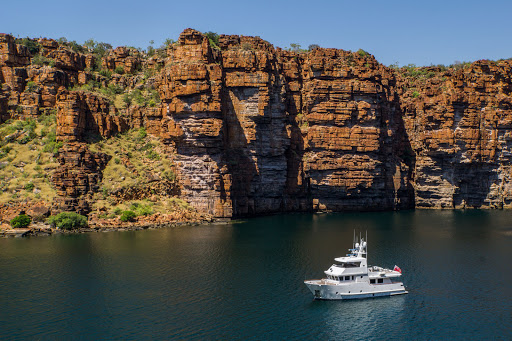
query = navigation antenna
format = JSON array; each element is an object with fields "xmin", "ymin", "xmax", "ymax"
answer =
[{"xmin": 366, "ymin": 230, "xmax": 368, "ymax": 257}]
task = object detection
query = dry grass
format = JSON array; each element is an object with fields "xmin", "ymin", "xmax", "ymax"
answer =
[
  {"xmin": 0, "ymin": 118, "xmax": 59, "ymax": 205},
  {"xmin": 89, "ymin": 128, "xmax": 186, "ymax": 216}
]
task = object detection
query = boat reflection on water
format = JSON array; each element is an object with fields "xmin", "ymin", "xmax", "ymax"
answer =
[{"xmin": 309, "ymin": 294, "xmax": 407, "ymax": 339}]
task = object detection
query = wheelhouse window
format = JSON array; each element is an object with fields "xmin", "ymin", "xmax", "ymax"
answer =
[
  {"xmin": 377, "ymin": 278, "xmax": 383, "ymax": 284},
  {"xmin": 345, "ymin": 276, "xmax": 350, "ymax": 281},
  {"xmin": 370, "ymin": 279, "xmax": 375, "ymax": 284},
  {"xmin": 339, "ymin": 262, "xmax": 361, "ymax": 268}
]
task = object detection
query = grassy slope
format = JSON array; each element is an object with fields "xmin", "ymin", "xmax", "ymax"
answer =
[
  {"xmin": 0, "ymin": 115, "xmax": 60, "ymax": 205},
  {"xmin": 88, "ymin": 128, "xmax": 192, "ymax": 218}
]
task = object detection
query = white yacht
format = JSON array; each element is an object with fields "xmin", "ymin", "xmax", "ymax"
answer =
[{"xmin": 304, "ymin": 235, "xmax": 408, "ymax": 300}]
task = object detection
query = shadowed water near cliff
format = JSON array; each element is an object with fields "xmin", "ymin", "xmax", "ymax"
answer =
[{"xmin": 1, "ymin": 211, "xmax": 512, "ymax": 339}]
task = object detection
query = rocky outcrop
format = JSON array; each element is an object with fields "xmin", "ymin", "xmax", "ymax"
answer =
[
  {"xmin": 398, "ymin": 60, "xmax": 512, "ymax": 208},
  {"xmin": 56, "ymin": 90, "xmax": 128, "ymax": 142},
  {"xmin": 0, "ymin": 34, "xmax": 30, "ymax": 66},
  {"xmin": 51, "ymin": 143, "xmax": 110, "ymax": 214},
  {"xmin": 157, "ymin": 29, "xmax": 228, "ymax": 216},
  {"xmin": 103, "ymin": 47, "xmax": 142, "ymax": 74}
]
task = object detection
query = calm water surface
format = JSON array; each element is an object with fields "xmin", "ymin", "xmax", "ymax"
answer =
[{"xmin": 1, "ymin": 211, "xmax": 512, "ymax": 340}]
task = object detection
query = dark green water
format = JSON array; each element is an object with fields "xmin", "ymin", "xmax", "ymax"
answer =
[{"xmin": 1, "ymin": 211, "xmax": 512, "ymax": 340}]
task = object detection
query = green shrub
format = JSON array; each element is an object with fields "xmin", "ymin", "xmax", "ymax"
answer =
[
  {"xmin": 137, "ymin": 127, "xmax": 147, "ymax": 140},
  {"xmin": 129, "ymin": 202, "xmax": 153, "ymax": 216},
  {"xmin": 31, "ymin": 54, "xmax": 54, "ymax": 66},
  {"xmin": 99, "ymin": 69, "xmax": 112, "ymax": 78},
  {"xmin": 204, "ymin": 31, "xmax": 219, "ymax": 49},
  {"xmin": 24, "ymin": 182, "xmax": 35, "ymax": 191},
  {"xmin": 113, "ymin": 207, "xmax": 123, "ymax": 215},
  {"xmin": 357, "ymin": 49, "xmax": 370, "ymax": 57},
  {"xmin": 47, "ymin": 212, "xmax": 88, "ymax": 230},
  {"xmin": 114, "ymin": 66, "xmax": 125, "ymax": 74},
  {"xmin": 412, "ymin": 91, "xmax": 420, "ymax": 98},
  {"xmin": 10, "ymin": 214, "xmax": 31, "ymax": 228},
  {"xmin": 120, "ymin": 210, "xmax": 136, "ymax": 222},
  {"xmin": 25, "ymin": 81, "xmax": 38, "ymax": 92},
  {"xmin": 16, "ymin": 38, "xmax": 40, "ymax": 55},
  {"xmin": 163, "ymin": 170, "xmax": 176, "ymax": 182},
  {"xmin": 38, "ymin": 111, "xmax": 57, "ymax": 126},
  {"xmin": 146, "ymin": 150, "xmax": 160, "ymax": 160}
]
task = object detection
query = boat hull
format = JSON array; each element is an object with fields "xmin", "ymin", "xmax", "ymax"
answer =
[{"xmin": 304, "ymin": 280, "xmax": 408, "ymax": 300}]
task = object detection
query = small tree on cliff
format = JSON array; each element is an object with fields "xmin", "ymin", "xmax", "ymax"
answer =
[{"xmin": 204, "ymin": 32, "xmax": 219, "ymax": 49}]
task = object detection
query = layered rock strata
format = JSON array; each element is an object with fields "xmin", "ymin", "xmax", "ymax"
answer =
[
  {"xmin": 2, "ymin": 30, "xmax": 512, "ymax": 218},
  {"xmin": 398, "ymin": 61, "xmax": 512, "ymax": 208}
]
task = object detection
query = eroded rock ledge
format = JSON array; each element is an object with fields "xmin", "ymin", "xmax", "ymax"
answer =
[{"xmin": 1, "ymin": 29, "xmax": 512, "ymax": 221}]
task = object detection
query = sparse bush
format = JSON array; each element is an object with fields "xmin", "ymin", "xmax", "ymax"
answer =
[
  {"xmin": 99, "ymin": 69, "xmax": 112, "ymax": 78},
  {"xmin": 289, "ymin": 43, "xmax": 305, "ymax": 53},
  {"xmin": 47, "ymin": 212, "xmax": 88, "ymax": 230},
  {"xmin": 357, "ymin": 49, "xmax": 370, "ymax": 57},
  {"xmin": 113, "ymin": 207, "xmax": 123, "ymax": 215},
  {"xmin": 137, "ymin": 127, "xmax": 147, "ymax": 140},
  {"xmin": 131, "ymin": 203, "xmax": 153, "ymax": 216},
  {"xmin": 241, "ymin": 43, "xmax": 252, "ymax": 51},
  {"xmin": 31, "ymin": 54, "xmax": 54, "ymax": 66},
  {"xmin": 42, "ymin": 129, "xmax": 62, "ymax": 154},
  {"xmin": 146, "ymin": 150, "xmax": 160, "ymax": 160},
  {"xmin": 114, "ymin": 66, "xmax": 125, "ymax": 74},
  {"xmin": 412, "ymin": 91, "xmax": 420, "ymax": 98},
  {"xmin": 10, "ymin": 214, "xmax": 31, "ymax": 228},
  {"xmin": 308, "ymin": 44, "xmax": 320, "ymax": 51},
  {"xmin": 24, "ymin": 182, "xmax": 35, "ymax": 191},
  {"xmin": 25, "ymin": 81, "xmax": 38, "ymax": 92},
  {"xmin": 122, "ymin": 93, "xmax": 132, "ymax": 107},
  {"xmin": 38, "ymin": 110, "xmax": 57, "ymax": 126},
  {"xmin": 120, "ymin": 210, "xmax": 136, "ymax": 222},
  {"xmin": 16, "ymin": 38, "xmax": 40, "ymax": 55},
  {"xmin": 163, "ymin": 170, "xmax": 176, "ymax": 182}
]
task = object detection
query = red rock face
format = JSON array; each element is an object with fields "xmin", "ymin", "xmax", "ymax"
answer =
[
  {"xmin": 0, "ymin": 34, "xmax": 30, "ymax": 67},
  {"xmin": 2, "ymin": 30, "xmax": 512, "ymax": 217},
  {"xmin": 153, "ymin": 29, "xmax": 413, "ymax": 217},
  {"xmin": 51, "ymin": 142, "xmax": 111, "ymax": 215},
  {"xmin": 398, "ymin": 60, "xmax": 512, "ymax": 208},
  {"xmin": 56, "ymin": 90, "xmax": 128, "ymax": 142},
  {"xmin": 103, "ymin": 47, "xmax": 142, "ymax": 74},
  {"xmin": 301, "ymin": 49, "xmax": 413, "ymax": 211}
]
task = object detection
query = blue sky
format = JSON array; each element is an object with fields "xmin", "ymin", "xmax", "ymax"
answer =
[{"xmin": 3, "ymin": 0, "xmax": 511, "ymax": 66}]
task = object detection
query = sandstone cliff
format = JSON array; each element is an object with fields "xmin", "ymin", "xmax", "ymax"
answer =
[{"xmin": 1, "ymin": 29, "xmax": 512, "ymax": 222}]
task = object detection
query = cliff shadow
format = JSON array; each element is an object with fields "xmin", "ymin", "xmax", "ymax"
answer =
[
  {"xmin": 387, "ymin": 92, "xmax": 416, "ymax": 210},
  {"xmin": 222, "ymin": 87, "xmax": 260, "ymax": 217}
]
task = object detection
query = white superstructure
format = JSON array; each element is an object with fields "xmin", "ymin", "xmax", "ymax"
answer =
[{"xmin": 304, "ymin": 234, "xmax": 408, "ymax": 300}]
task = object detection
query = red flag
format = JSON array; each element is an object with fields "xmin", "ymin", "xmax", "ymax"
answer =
[{"xmin": 393, "ymin": 265, "xmax": 402, "ymax": 273}]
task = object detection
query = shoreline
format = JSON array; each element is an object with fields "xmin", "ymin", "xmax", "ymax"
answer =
[{"xmin": 0, "ymin": 218, "xmax": 233, "ymax": 238}]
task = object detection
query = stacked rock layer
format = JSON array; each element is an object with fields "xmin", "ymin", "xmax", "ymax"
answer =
[{"xmin": 1, "ymin": 29, "xmax": 512, "ymax": 217}]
